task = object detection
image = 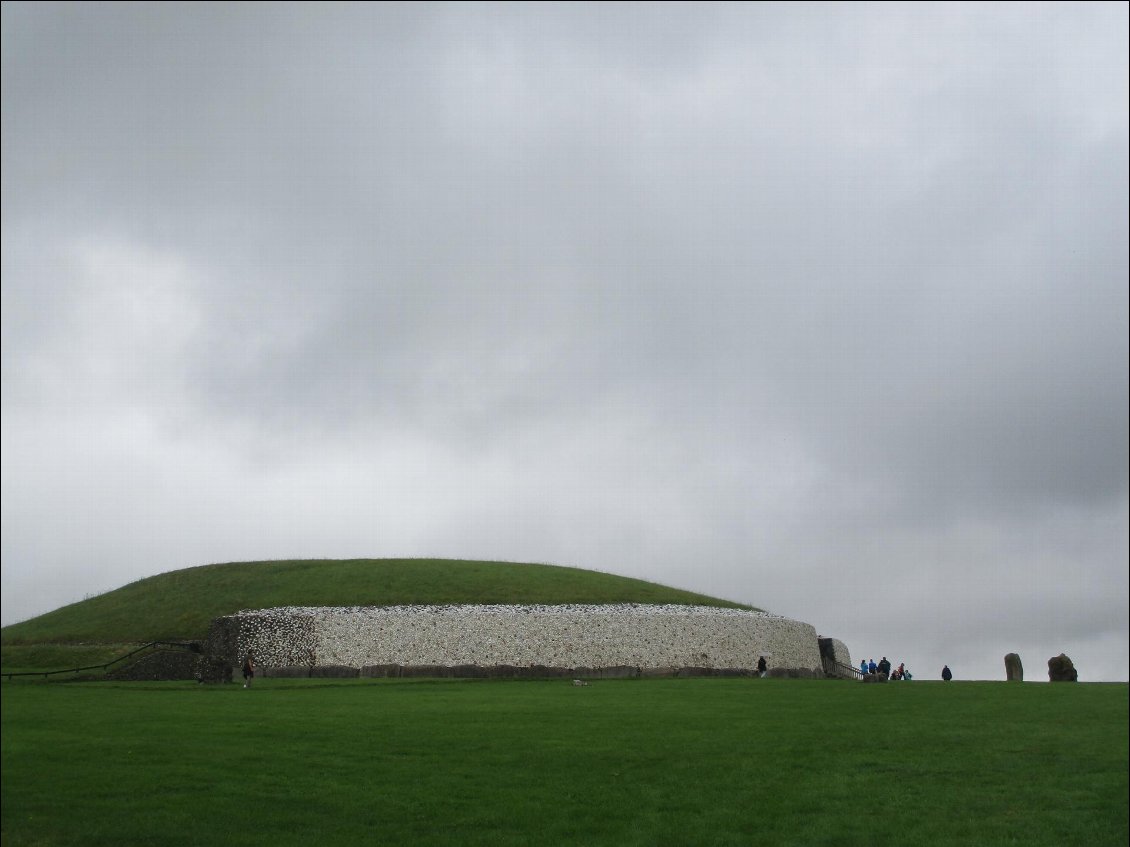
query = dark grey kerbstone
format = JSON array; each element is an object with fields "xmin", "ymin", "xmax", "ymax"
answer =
[
  {"xmin": 676, "ymin": 666, "xmax": 714, "ymax": 677},
  {"xmin": 1047, "ymin": 654, "xmax": 1078, "ymax": 682},
  {"xmin": 309, "ymin": 665, "xmax": 360, "ymax": 678},
  {"xmin": 360, "ymin": 664, "xmax": 402, "ymax": 678},
  {"xmin": 262, "ymin": 666, "xmax": 311, "ymax": 678},
  {"xmin": 599, "ymin": 665, "xmax": 639, "ymax": 679},
  {"xmin": 1004, "ymin": 653, "xmax": 1024, "ymax": 682}
]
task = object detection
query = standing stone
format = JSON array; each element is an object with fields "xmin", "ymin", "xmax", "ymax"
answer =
[
  {"xmin": 1004, "ymin": 653, "xmax": 1024, "ymax": 682},
  {"xmin": 1047, "ymin": 653, "xmax": 1078, "ymax": 682}
]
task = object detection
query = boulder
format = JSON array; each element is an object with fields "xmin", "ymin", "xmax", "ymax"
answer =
[
  {"xmin": 512, "ymin": 665, "xmax": 566, "ymax": 679},
  {"xmin": 1047, "ymin": 654, "xmax": 1078, "ymax": 682},
  {"xmin": 196, "ymin": 656, "xmax": 233, "ymax": 684},
  {"xmin": 399, "ymin": 664, "xmax": 448, "ymax": 678},
  {"xmin": 360, "ymin": 664, "xmax": 402, "ymax": 678},
  {"xmin": 1004, "ymin": 653, "xmax": 1024, "ymax": 682},
  {"xmin": 108, "ymin": 649, "xmax": 199, "ymax": 681},
  {"xmin": 449, "ymin": 664, "xmax": 492, "ymax": 679},
  {"xmin": 599, "ymin": 665, "xmax": 639, "ymax": 679},
  {"xmin": 676, "ymin": 666, "xmax": 714, "ymax": 677},
  {"xmin": 310, "ymin": 665, "xmax": 360, "ymax": 678},
  {"xmin": 262, "ymin": 665, "xmax": 312, "ymax": 678},
  {"xmin": 714, "ymin": 668, "xmax": 749, "ymax": 678}
]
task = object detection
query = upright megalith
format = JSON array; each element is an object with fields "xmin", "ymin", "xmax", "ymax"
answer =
[
  {"xmin": 1004, "ymin": 653, "xmax": 1024, "ymax": 682},
  {"xmin": 1047, "ymin": 653, "xmax": 1078, "ymax": 682}
]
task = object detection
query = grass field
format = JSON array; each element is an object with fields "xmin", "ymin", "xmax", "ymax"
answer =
[
  {"xmin": 1, "ymin": 559, "xmax": 750, "ymax": 653},
  {"xmin": 3, "ymin": 676, "xmax": 1126, "ymax": 846}
]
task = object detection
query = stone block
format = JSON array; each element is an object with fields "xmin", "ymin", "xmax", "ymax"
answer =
[
  {"xmin": 309, "ymin": 665, "xmax": 359, "ymax": 678},
  {"xmin": 399, "ymin": 664, "xmax": 447, "ymax": 678},
  {"xmin": 714, "ymin": 667, "xmax": 749, "ymax": 678},
  {"xmin": 1047, "ymin": 654, "xmax": 1078, "ymax": 682},
  {"xmin": 449, "ymin": 664, "xmax": 491, "ymax": 678},
  {"xmin": 676, "ymin": 666, "xmax": 713, "ymax": 677},
  {"xmin": 262, "ymin": 665, "xmax": 311, "ymax": 678},
  {"xmin": 108, "ymin": 649, "xmax": 199, "ymax": 681},
  {"xmin": 196, "ymin": 657, "xmax": 233, "ymax": 684},
  {"xmin": 599, "ymin": 665, "xmax": 639, "ymax": 679},
  {"xmin": 1004, "ymin": 653, "xmax": 1023, "ymax": 682},
  {"xmin": 360, "ymin": 664, "xmax": 402, "ymax": 678}
]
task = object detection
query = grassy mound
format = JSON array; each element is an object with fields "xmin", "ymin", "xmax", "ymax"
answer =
[{"xmin": 1, "ymin": 558, "xmax": 752, "ymax": 652}]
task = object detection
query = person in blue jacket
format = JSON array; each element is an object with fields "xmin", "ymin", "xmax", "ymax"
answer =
[{"xmin": 941, "ymin": 664, "xmax": 953, "ymax": 681}]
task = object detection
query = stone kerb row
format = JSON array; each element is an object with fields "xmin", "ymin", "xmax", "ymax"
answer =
[{"xmin": 211, "ymin": 604, "xmax": 827, "ymax": 675}]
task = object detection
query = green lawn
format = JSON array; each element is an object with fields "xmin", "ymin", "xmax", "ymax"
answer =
[
  {"xmin": 3, "ymin": 677, "xmax": 1126, "ymax": 846},
  {"xmin": 1, "ymin": 558, "xmax": 751, "ymax": 647}
]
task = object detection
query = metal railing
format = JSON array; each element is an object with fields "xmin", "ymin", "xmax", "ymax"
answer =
[
  {"xmin": 3, "ymin": 640, "xmax": 201, "ymax": 680},
  {"xmin": 823, "ymin": 657, "xmax": 864, "ymax": 680}
]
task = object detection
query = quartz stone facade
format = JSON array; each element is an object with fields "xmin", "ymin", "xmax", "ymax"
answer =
[{"xmin": 206, "ymin": 604, "xmax": 833, "ymax": 676}]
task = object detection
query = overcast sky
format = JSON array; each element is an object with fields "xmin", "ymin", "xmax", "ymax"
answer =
[{"xmin": 3, "ymin": 2, "xmax": 1126, "ymax": 681}]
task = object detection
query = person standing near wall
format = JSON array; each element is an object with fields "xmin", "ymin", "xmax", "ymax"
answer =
[
  {"xmin": 941, "ymin": 664, "xmax": 952, "ymax": 682},
  {"xmin": 757, "ymin": 655, "xmax": 767, "ymax": 678},
  {"xmin": 243, "ymin": 651, "xmax": 255, "ymax": 688}
]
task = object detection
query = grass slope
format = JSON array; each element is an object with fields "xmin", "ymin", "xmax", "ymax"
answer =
[
  {"xmin": 2, "ymin": 677, "xmax": 1126, "ymax": 846},
  {"xmin": 1, "ymin": 558, "xmax": 752, "ymax": 648}
]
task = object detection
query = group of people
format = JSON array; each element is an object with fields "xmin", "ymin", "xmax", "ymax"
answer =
[
  {"xmin": 860, "ymin": 656, "xmax": 956, "ymax": 681},
  {"xmin": 239, "ymin": 648, "xmax": 947, "ymax": 685},
  {"xmin": 860, "ymin": 656, "xmax": 912, "ymax": 680}
]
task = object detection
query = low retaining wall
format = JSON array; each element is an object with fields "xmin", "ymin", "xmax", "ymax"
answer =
[
  {"xmin": 261, "ymin": 664, "xmax": 778, "ymax": 679},
  {"xmin": 203, "ymin": 604, "xmax": 832, "ymax": 679},
  {"xmin": 108, "ymin": 649, "xmax": 200, "ymax": 681}
]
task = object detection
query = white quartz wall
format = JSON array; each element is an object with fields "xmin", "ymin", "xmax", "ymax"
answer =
[{"xmin": 223, "ymin": 604, "xmax": 825, "ymax": 672}]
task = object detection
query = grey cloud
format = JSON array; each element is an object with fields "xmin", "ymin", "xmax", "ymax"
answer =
[{"xmin": 3, "ymin": 3, "xmax": 1126, "ymax": 680}]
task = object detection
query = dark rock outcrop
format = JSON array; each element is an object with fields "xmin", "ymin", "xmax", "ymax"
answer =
[{"xmin": 1047, "ymin": 654, "xmax": 1078, "ymax": 682}]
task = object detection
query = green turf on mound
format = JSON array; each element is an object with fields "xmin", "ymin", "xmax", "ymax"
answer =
[{"xmin": 1, "ymin": 558, "xmax": 754, "ymax": 647}]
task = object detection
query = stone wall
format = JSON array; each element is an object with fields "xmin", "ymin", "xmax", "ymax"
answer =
[
  {"xmin": 205, "ymin": 604, "xmax": 831, "ymax": 678},
  {"xmin": 108, "ymin": 649, "xmax": 200, "ymax": 681},
  {"xmin": 817, "ymin": 637, "xmax": 855, "ymax": 679}
]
